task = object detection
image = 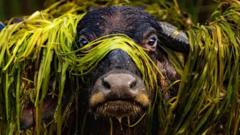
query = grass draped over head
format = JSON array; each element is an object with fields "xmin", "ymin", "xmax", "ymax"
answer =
[
  {"xmin": 57, "ymin": 34, "xmax": 162, "ymax": 91},
  {"xmin": 0, "ymin": 0, "xmax": 240, "ymax": 135}
]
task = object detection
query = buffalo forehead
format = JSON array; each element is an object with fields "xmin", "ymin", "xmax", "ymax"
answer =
[{"xmin": 77, "ymin": 6, "xmax": 159, "ymax": 40}]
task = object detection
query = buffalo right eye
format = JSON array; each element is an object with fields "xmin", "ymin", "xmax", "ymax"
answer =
[
  {"xmin": 78, "ymin": 36, "xmax": 89, "ymax": 47},
  {"xmin": 73, "ymin": 35, "xmax": 90, "ymax": 52}
]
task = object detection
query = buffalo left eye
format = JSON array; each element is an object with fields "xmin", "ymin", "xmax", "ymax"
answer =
[
  {"xmin": 78, "ymin": 36, "xmax": 89, "ymax": 47},
  {"xmin": 147, "ymin": 35, "xmax": 158, "ymax": 47},
  {"xmin": 73, "ymin": 35, "xmax": 89, "ymax": 51}
]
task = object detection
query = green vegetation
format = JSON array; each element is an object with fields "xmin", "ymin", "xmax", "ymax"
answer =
[{"xmin": 0, "ymin": 0, "xmax": 239, "ymax": 134}]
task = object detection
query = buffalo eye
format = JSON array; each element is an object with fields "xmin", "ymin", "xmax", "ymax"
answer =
[
  {"xmin": 73, "ymin": 35, "xmax": 89, "ymax": 53},
  {"xmin": 78, "ymin": 35, "xmax": 89, "ymax": 47},
  {"xmin": 147, "ymin": 35, "xmax": 158, "ymax": 46},
  {"xmin": 144, "ymin": 34, "xmax": 158, "ymax": 51}
]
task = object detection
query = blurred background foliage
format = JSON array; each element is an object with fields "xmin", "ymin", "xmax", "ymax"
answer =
[{"xmin": 0, "ymin": 0, "xmax": 218, "ymax": 24}]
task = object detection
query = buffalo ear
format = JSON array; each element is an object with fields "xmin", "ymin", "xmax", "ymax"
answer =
[
  {"xmin": 157, "ymin": 21, "xmax": 190, "ymax": 53},
  {"xmin": 0, "ymin": 22, "xmax": 5, "ymax": 31}
]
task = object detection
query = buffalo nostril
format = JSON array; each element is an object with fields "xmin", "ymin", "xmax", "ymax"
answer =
[
  {"xmin": 129, "ymin": 80, "xmax": 137, "ymax": 89},
  {"xmin": 102, "ymin": 78, "xmax": 111, "ymax": 89}
]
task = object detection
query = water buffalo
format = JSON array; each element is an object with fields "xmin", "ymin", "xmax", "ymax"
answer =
[{"xmin": 20, "ymin": 6, "xmax": 189, "ymax": 135}]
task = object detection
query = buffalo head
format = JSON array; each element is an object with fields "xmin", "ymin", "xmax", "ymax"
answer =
[{"xmin": 75, "ymin": 6, "xmax": 189, "ymax": 119}]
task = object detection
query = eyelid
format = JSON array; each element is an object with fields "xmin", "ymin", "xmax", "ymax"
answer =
[
  {"xmin": 78, "ymin": 28, "xmax": 95, "ymax": 41},
  {"xmin": 149, "ymin": 34, "xmax": 158, "ymax": 39},
  {"xmin": 79, "ymin": 33, "xmax": 91, "ymax": 41},
  {"xmin": 143, "ymin": 27, "xmax": 157, "ymax": 39},
  {"xmin": 79, "ymin": 34, "xmax": 89, "ymax": 40}
]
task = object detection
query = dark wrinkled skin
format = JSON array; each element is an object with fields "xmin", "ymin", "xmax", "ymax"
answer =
[{"xmin": 20, "ymin": 6, "xmax": 189, "ymax": 135}]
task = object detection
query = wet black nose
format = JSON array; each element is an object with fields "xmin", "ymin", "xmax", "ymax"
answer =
[{"xmin": 95, "ymin": 72, "xmax": 146, "ymax": 100}]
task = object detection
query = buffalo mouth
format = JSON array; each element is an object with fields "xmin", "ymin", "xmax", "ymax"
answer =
[
  {"xmin": 90, "ymin": 91, "xmax": 150, "ymax": 118},
  {"xmin": 93, "ymin": 100, "xmax": 145, "ymax": 117}
]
